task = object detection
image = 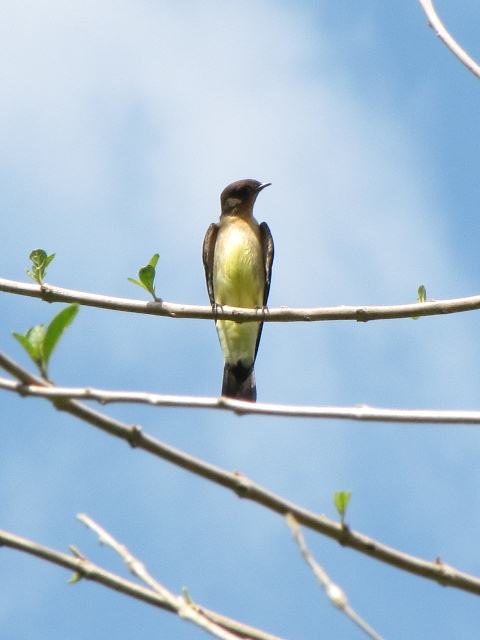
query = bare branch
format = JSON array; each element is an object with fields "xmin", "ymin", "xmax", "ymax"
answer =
[
  {"xmin": 2, "ymin": 276, "xmax": 480, "ymax": 322},
  {"xmin": 1, "ymin": 351, "xmax": 480, "ymax": 594},
  {"xmin": 419, "ymin": 0, "xmax": 480, "ymax": 79},
  {"xmin": 4, "ymin": 375, "xmax": 480, "ymax": 425},
  {"xmin": 77, "ymin": 514, "xmax": 252, "ymax": 640},
  {"xmin": 286, "ymin": 515, "xmax": 383, "ymax": 640},
  {"xmin": 0, "ymin": 527, "xmax": 282, "ymax": 640}
]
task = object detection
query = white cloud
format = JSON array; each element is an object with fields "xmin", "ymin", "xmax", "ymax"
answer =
[{"xmin": 1, "ymin": 3, "xmax": 479, "ymax": 637}]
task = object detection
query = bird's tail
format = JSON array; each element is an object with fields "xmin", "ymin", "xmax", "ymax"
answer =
[{"xmin": 222, "ymin": 363, "xmax": 256, "ymax": 402}]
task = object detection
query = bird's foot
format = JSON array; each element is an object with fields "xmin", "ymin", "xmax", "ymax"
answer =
[
  {"xmin": 255, "ymin": 304, "xmax": 269, "ymax": 318},
  {"xmin": 212, "ymin": 302, "xmax": 224, "ymax": 319}
]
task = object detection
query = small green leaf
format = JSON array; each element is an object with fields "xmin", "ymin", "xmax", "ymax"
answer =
[
  {"xmin": 13, "ymin": 325, "xmax": 47, "ymax": 375},
  {"xmin": 333, "ymin": 491, "xmax": 352, "ymax": 525},
  {"xmin": 69, "ymin": 545, "xmax": 83, "ymax": 558},
  {"xmin": 67, "ymin": 545, "xmax": 84, "ymax": 584},
  {"xmin": 138, "ymin": 265, "xmax": 155, "ymax": 294},
  {"xmin": 417, "ymin": 284, "xmax": 427, "ymax": 303},
  {"xmin": 12, "ymin": 305, "xmax": 78, "ymax": 378},
  {"xmin": 26, "ymin": 249, "xmax": 55, "ymax": 284},
  {"xmin": 68, "ymin": 572, "xmax": 82, "ymax": 585},
  {"xmin": 25, "ymin": 325, "xmax": 47, "ymax": 362},
  {"xmin": 148, "ymin": 253, "xmax": 159, "ymax": 269},
  {"xmin": 128, "ymin": 253, "xmax": 159, "ymax": 299},
  {"xmin": 412, "ymin": 284, "xmax": 427, "ymax": 320},
  {"xmin": 127, "ymin": 277, "xmax": 146, "ymax": 289},
  {"xmin": 12, "ymin": 330, "xmax": 42, "ymax": 364},
  {"xmin": 43, "ymin": 304, "xmax": 79, "ymax": 366},
  {"xmin": 182, "ymin": 586, "xmax": 193, "ymax": 604}
]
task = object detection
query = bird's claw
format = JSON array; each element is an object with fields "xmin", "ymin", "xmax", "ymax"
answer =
[
  {"xmin": 255, "ymin": 304, "xmax": 269, "ymax": 317},
  {"xmin": 212, "ymin": 302, "xmax": 224, "ymax": 319}
]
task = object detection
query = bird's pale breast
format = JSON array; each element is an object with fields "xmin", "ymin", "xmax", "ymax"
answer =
[
  {"xmin": 213, "ymin": 218, "xmax": 264, "ymax": 308},
  {"xmin": 213, "ymin": 217, "xmax": 264, "ymax": 366}
]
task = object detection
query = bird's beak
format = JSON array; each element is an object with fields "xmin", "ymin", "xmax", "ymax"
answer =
[{"xmin": 256, "ymin": 182, "xmax": 272, "ymax": 192}]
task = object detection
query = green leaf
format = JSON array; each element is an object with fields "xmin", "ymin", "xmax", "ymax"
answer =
[
  {"xmin": 12, "ymin": 329, "xmax": 43, "ymax": 364},
  {"xmin": 13, "ymin": 324, "xmax": 46, "ymax": 361},
  {"xmin": 26, "ymin": 325, "xmax": 47, "ymax": 362},
  {"xmin": 128, "ymin": 253, "xmax": 159, "ymax": 299},
  {"xmin": 148, "ymin": 253, "xmax": 159, "ymax": 269},
  {"xmin": 333, "ymin": 490, "xmax": 352, "ymax": 525},
  {"xmin": 12, "ymin": 305, "xmax": 78, "ymax": 378},
  {"xmin": 138, "ymin": 265, "xmax": 155, "ymax": 294},
  {"xmin": 127, "ymin": 278, "xmax": 146, "ymax": 289},
  {"xmin": 182, "ymin": 586, "xmax": 193, "ymax": 604},
  {"xmin": 26, "ymin": 249, "xmax": 55, "ymax": 284},
  {"xmin": 13, "ymin": 324, "xmax": 47, "ymax": 376},
  {"xmin": 43, "ymin": 304, "xmax": 79, "ymax": 366},
  {"xmin": 68, "ymin": 572, "xmax": 83, "ymax": 585},
  {"xmin": 417, "ymin": 284, "xmax": 427, "ymax": 303},
  {"xmin": 412, "ymin": 283, "xmax": 427, "ymax": 320}
]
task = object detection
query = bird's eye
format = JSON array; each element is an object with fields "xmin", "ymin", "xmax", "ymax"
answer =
[{"xmin": 238, "ymin": 187, "xmax": 251, "ymax": 199}]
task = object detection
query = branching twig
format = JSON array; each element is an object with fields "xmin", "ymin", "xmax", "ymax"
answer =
[
  {"xmin": 3, "ymin": 375, "xmax": 480, "ymax": 424},
  {"xmin": 286, "ymin": 514, "xmax": 383, "ymax": 640},
  {"xmin": 78, "ymin": 514, "xmax": 173, "ymax": 600},
  {"xmin": 77, "ymin": 514, "xmax": 253, "ymax": 640},
  {"xmin": 0, "ymin": 527, "xmax": 282, "ymax": 640},
  {"xmin": 1, "ymin": 351, "xmax": 479, "ymax": 595},
  {"xmin": 419, "ymin": 0, "xmax": 480, "ymax": 79},
  {"xmin": 2, "ymin": 276, "xmax": 480, "ymax": 322}
]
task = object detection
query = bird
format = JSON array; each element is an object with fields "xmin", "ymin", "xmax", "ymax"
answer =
[{"xmin": 203, "ymin": 179, "xmax": 274, "ymax": 401}]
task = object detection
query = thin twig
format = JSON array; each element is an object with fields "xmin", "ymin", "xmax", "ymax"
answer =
[
  {"xmin": 2, "ymin": 276, "xmax": 480, "ymax": 322},
  {"xmin": 0, "ymin": 528, "xmax": 281, "ymax": 640},
  {"xmin": 3, "ymin": 375, "xmax": 480, "ymax": 424},
  {"xmin": 78, "ymin": 514, "xmax": 174, "ymax": 601},
  {"xmin": 1, "ymin": 351, "xmax": 479, "ymax": 594},
  {"xmin": 286, "ymin": 515, "xmax": 383, "ymax": 640},
  {"xmin": 419, "ymin": 0, "xmax": 480, "ymax": 78},
  {"xmin": 77, "ymin": 514, "xmax": 252, "ymax": 640}
]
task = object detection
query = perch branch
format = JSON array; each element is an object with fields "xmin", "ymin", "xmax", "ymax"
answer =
[{"xmin": 2, "ymin": 276, "xmax": 480, "ymax": 322}]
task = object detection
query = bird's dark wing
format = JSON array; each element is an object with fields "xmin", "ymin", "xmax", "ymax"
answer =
[
  {"xmin": 202, "ymin": 223, "xmax": 219, "ymax": 307},
  {"xmin": 259, "ymin": 222, "xmax": 274, "ymax": 306},
  {"xmin": 254, "ymin": 222, "xmax": 275, "ymax": 361}
]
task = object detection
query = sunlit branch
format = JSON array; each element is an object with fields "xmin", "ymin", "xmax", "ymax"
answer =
[
  {"xmin": 2, "ymin": 276, "xmax": 480, "ymax": 322},
  {"xmin": 419, "ymin": 0, "xmax": 480, "ymax": 79},
  {"xmin": 1, "ymin": 351, "xmax": 480, "ymax": 594},
  {"xmin": 0, "ymin": 527, "xmax": 282, "ymax": 640},
  {"xmin": 286, "ymin": 515, "xmax": 383, "ymax": 640},
  {"xmin": 76, "ymin": 514, "xmax": 258, "ymax": 640},
  {"xmin": 3, "ymin": 375, "xmax": 480, "ymax": 425}
]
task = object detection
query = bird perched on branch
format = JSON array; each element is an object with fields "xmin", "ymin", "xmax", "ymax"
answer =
[{"xmin": 203, "ymin": 179, "xmax": 274, "ymax": 402}]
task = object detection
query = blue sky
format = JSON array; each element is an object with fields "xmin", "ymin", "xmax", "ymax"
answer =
[{"xmin": 2, "ymin": 2, "xmax": 480, "ymax": 638}]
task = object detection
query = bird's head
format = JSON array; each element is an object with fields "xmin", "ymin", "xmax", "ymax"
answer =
[{"xmin": 220, "ymin": 179, "xmax": 271, "ymax": 217}]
